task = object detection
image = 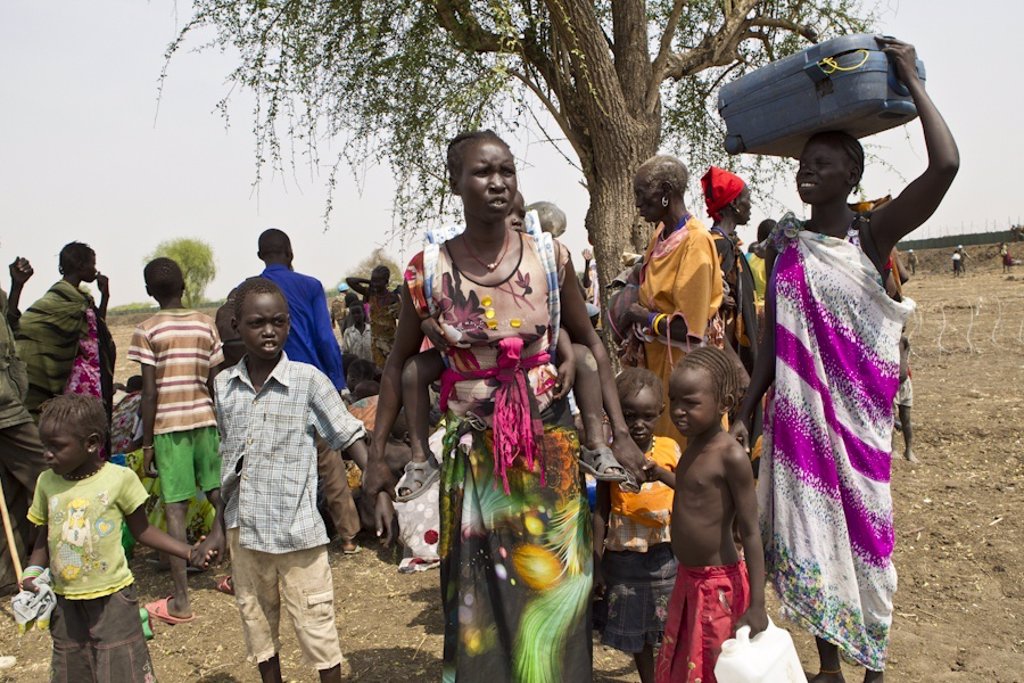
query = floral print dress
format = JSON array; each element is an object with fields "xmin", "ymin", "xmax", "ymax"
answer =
[{"xmin": 410, "ymin": 233, "xmax": 593, "ymax": 683}]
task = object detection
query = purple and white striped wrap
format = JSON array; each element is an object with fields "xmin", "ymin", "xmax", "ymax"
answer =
[{"xmin": 759, "ymin": 215, "xmax": 913, "ymax": 671}]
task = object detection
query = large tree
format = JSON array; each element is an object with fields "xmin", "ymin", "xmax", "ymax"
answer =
[
  {"xmin": 147, "ymin": 238, "xmax": 217, "ymax": 308},
  {"xmin": 167, "ymin": 0, "xmax": 869, "ymax": 291}
]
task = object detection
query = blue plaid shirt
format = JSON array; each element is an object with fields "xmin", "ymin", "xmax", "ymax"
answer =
[{"xmin": 216, "ymin": 353, "xmax": 365, "ymax": 553}]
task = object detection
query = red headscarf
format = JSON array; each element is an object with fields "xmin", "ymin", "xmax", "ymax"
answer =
[{"xmin": 701, "ymin": 166, "xmax": 745, "ymax": 222}]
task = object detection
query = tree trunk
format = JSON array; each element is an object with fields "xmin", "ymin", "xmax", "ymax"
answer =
[{"xmin": 582, "ymin": 118, "xmax": 659, "ymax": 315}]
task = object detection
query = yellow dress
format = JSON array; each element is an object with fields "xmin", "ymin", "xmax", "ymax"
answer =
[{"xmin": 638, "ymin": 216, "xmax": 724, "ymax": 449}]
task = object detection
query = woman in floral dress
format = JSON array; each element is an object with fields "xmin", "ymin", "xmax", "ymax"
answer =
[
  {"xmin": 364, "ymin": 130, "xmax": 645, "ymax": 682},
  {"xmin": 17, "ymin": 242, "xmax": 115, "ymax": 424}
]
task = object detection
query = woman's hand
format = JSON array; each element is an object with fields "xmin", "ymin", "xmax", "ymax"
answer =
[
  {"xmin": 361, "ymin": 437, "xmax": 395, "ymax": 500},
  {"xmin": 96, "ymin": 273, "xmax": 110, "ymax": 299},
  {"xmin": 375, "ymin": 491, "xmax": 395, "ymax": 547},
  {"xmin": 877, "ymin": 37, "xmax": 921, "ymax": 86},
  {"xmin": 625, "ymin": 303, "xmax": 651, "ymax": 326},
  {"xmin": 610, "ymin": 432, "xmax": 646, "ymax": 485}
]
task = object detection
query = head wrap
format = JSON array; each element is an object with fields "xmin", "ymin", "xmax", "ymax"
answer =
[{"xmin": 701, "ymin": 167, "xmax": 746, "ymax": 222}]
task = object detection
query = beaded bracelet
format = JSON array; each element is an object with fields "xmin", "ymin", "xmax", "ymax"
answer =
[{"xmin": 21, "ymin": 565, "xmax": 44, "ymax": 579}]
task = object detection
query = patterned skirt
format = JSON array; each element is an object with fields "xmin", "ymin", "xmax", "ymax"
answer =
[{"xmin": 439, "ymin": 401, "xmax": 592, "ymax": 683}]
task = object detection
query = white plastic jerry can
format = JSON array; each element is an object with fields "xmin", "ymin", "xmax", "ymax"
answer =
[{"xmin": 714, "ymin": 618, "xmax": 805, "ymax": 683}]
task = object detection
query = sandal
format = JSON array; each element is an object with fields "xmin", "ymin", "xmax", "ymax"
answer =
[
  {"xmin": 395, "ymin": 459, "xmax": 440, "ymax": 502},
  {"xmin": 215, "ymin": 576, "xmax": 234, "ymax": 596},
  {"xmin": 579, "ymin": 445, "xmax": 628, "ymax": 483},
  {"xmin": 144, "ymin": 596, "xmax": 195, "ymax": 625}
]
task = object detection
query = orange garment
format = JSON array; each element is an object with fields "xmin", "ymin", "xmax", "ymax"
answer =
[
  {"xmin": 610, "ymin": 436, "xmax": 680, "ymax": 529},
  {"xmin": 638, "ymin": 217, "xmax": 724, "ymax": 449}
]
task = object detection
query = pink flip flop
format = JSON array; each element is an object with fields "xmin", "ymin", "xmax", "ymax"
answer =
[
  {"xmin": 145, "ymin": 596, "xmax": 195, "ymax": 625},
  {"xmin": 215, "ymin": 576, "xmax": 234, "ymax": 596}
]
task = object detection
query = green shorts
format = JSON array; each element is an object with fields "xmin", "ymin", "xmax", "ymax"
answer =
[{"xmin": 153, "ymin": 426, "xmax": 221, "ymax": 504}]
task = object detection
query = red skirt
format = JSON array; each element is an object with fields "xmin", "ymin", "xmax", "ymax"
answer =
[{"xmin": 655, "ymin": 561, "xmax": 749, "ymax": 683}]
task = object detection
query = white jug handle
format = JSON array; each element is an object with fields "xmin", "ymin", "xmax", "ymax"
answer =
[
  {"xmin": 734, "ymin": 625, "xmax": 751, "ymax": 646},
  {"xmin": 749, "ymin": 616, "xmax": 777, "ymax": 643}
]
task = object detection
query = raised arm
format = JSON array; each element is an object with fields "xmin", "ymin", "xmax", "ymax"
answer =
[
  {"xmin": 345, "ymin": 277, "xmax": 371, "ymax": 298},
  {"xmin": 559, "ymin": 252, "xmax": 645, "ymax": 483},
  {"xmin": 7, "ymin": 257, "xmax": 33, "ymax": 330},
  {"xmin": 869, "ymin": 38, "xmax": 959, "ymax": 257}
]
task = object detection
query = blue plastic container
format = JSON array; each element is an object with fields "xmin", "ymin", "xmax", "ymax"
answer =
[{"xmin": 718, "ymin": 34, "xmax": 925, "ymax": 157}]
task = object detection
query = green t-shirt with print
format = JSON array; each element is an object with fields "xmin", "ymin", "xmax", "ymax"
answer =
[{"xmin": 28, "ymin": 463, "xmax": 148, "ymax": 599}]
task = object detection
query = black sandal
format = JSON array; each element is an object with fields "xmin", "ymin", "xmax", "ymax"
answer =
[
  {"xmin": 579, "ymin": 445, "xmax": 628, "ymax": 483},
  {"xmin": 395, "ymin": 459, "xmax": 440, "ymax": 502}
]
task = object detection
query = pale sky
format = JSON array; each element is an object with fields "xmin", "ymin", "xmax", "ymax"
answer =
[{"xmin": 1, "ymin": 1, "xmax": 1016, "ymax": 306}]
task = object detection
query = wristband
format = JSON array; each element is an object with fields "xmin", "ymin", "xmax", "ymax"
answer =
[
  {"xmin": 142, "ymin": 445, "xmax": 154, "ymax": 451},
  {"xmin": 22, "ymin": 565, "xmax": 44, "ymax": 579},
  {"xmin": 647, "ymin": 312, "xmax": 658, "ymax": 329},
  {"xmin": 653, "ymin": 314, "xmax": 668, "ymax": 335}
]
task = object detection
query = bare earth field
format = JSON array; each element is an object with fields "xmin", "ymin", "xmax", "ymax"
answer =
[{"xmin": 2, "ymin": 261, "xmax": 1022, "ymax": 682}]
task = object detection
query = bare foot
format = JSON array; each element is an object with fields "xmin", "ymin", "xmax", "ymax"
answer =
[
  {"xmin": 903, "ymin": 449, "xmax": 919, "ymax": 463},
  {"xmin": 166, "ymin": 595, "xmax": 192, "ymax": 620},
  {"xmin": 864, "ymin": 670, "xmax": 884, "ymax": 683}
]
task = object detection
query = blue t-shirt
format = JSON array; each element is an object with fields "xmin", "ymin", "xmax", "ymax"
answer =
[{"xmin": 260, "ymin": 264, "xmax": 346, "ymax": 390}]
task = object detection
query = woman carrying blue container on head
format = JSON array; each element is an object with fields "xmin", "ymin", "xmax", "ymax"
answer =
[{"xmin": 733, "ymin": 38, "xmax": 958, "ymax": 683}]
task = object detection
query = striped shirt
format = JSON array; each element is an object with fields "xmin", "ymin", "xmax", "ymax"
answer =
[{"xmin": 127, "ymin": 310, "xmax": 223, "ymax": 435}]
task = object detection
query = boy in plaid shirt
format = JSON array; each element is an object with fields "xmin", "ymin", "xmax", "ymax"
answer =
[{"xmin": 215, "ymin": 277, "xmax": 368, "ymax": 683}]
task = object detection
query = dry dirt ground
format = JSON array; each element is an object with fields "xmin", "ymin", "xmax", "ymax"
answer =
[{"xmin": 1, "ymin": 258, "xmax": 1022, "ymax": 681}]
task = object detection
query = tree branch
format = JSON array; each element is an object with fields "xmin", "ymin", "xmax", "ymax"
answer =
[
  {"xmin": 433, "ymin": 0, "xmax": 504, "ymax": 53},
  {"xmin": 661, "ymin": 0, "xmax": 762, "ymax": 80},
  {"xmin": 750, "ymin": 16, "xmax": 818, "ymax": 42},
  {"xmin": 647, "ymin": 0, "xmax": 689, "ymax": 112}
]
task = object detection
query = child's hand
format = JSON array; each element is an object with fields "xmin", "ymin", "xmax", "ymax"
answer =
[
  {"xmin": 20, "ymin": 576, "xmax": 39, "ymax": 594},
  {"xmin": 554, "ymin": 359, "xmax": 575, "ymax": 400},
  {"xmin": 188, "ymin": 536, "xmax": 218, "ymax": 570},
  {"xmin": 420, "ymin": 318, "xmax": 450, "ymax": 353},
  {"xmin": 592, "ymin": 560, "xmax": 606, "ymax": 598},
  {"xmin": 375, "ymin": 491, "xmax": 396, "ymax": 547},
  {"xmin": 641, "ymin": 457, "xmax": 659, "ymax": 483},
  {"xmin": 143, "ymin": 446, "xmax": 158, "ymax": 478},
  {"xmin": 735, "ymin": 602, "xmax": 769, "ymax": 637},
  {"xmin": 728, "ymin": 420, "xmax": 749, "ymax": 450}
]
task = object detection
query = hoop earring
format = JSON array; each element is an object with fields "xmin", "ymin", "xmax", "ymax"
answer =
[{"xmin": 661, "ymin": 196, "xmax": 669, "ymax": 208}]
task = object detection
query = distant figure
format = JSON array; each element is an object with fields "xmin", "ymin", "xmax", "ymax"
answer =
[
  {"xmin": 525, "ymin": 200, "xmax": 567, "ymax": 238},
  {"xmin": 346, "ymin": 266, "xmax": 400, "ymax": 369},
  {"xmin": 341, "ymin": 304, "xmax": 372, "ymax": 363},
  {"xmin": 1000, "ymin": 242, "xmax": 1013, "ymax": 273},
  {"xmin": 956, "ymin": 244, "xmax": 968, "ymax": 274},
  {"xmin": 952, "ymin": 249, "xmax": 963, "ymax": 277},
  {"xmin": 907, "ymin": 249, "xmax": 918, "ymax": 275},
  {"xmin": 745, "ymin": 219, "xmax": 775, "ymax": 304},
  {"xmin": 17, "ymin": 242, "xmax": 115, "ymax": 423},
  {"xmin": 895, "ymin": 330, "xmax": 916, "ymax": 463}
]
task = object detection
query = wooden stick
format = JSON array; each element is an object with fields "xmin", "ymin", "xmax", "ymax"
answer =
[{"xmin": 0, "ymin": 476, "xmax": 23, "ymax": 583}]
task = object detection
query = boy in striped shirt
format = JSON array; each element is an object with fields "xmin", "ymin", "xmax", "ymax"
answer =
[{"xmin": 127, "ymin": 257, "xmax": 224, "ymax": 624}]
